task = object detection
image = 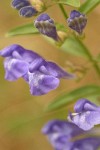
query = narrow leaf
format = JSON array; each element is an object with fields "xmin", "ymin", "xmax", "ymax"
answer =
[
  {"xmin": 79, "ymin": 0, "xmax": 100, "ymax": 14},
  {"xmin": 6, "ymin": 23, "xmax": 39, "ymax": 37},
  {"xmin": 55, "ymin": 0, "xmax": 80, "ymax": 7},
  {"xmin": 47, "ymin": 85, "xmax": 100, "ymax": 111},
  {"xmin": 6, "ymin": 23, "xmax": 67, "ymax": 37}
]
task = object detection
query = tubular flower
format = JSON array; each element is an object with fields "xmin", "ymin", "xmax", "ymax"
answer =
[
  {"xmin": 42, "ymin": 120, "xmax": 100, "ymax": 150},
  {"xmin": 67, "ymin": 10, "xmax": 87, "ymax": 34},
  {"xmin": 11, "ymin": 0, "xmax": 38, "ymax": 17},
  {"xmin": 34, "ymin": 13, "xmax": 59, "ymax": 41},
  {"xmin": 0, "ymin": 44, "xmax": 74, "ymax": 96},
  {"xmin": 68, "ymin": 99, "xmax": 100, "ymax": 130}
]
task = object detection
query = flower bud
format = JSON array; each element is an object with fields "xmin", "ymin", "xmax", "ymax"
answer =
[
  {"xmin": 19, "ymin": 6, "xmax": 38, "ymax": 17},
  {"xmin": 11, "ymin": 0, "xmax": 30, "ymax": 10},
  {"xmin": 67, "ymin": 10, "xmax": 87, "ymax": 34},
  {"xmin": 34, "ymin": 13, "xmax": 59, "ymax": 41}
]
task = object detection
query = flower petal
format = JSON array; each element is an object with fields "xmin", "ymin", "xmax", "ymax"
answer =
[
  {"xmin": 42, "ymin": 120, "xmax": 84, "ymax": 150},
  {"xmin": 72, "ymin": 137, "xmax": 100, "ymax": 150},
  {"xmin": 44, "ymin": 61, "xmax": 74, "ymax": 79},
  {"xmin": 0, "ymin": 44, "xmax": 43, "ymax": 63},
  {"xmin": 29, "ymin": 58, "xmax": 45, "ymax": 72},
  {"xmin": 74, "ymin": 99, "xmax": 98, "ymax": 113},
  {"xmin": 69, "ymin": 110, "xmax": 100, "ymax": 131},
  {"xmin": 28, "ymin": 71, "xmax": 60, "ymax": 95},
  {"xmin": 4, "ymin": 57, "xmax": 29, "ymax": 81}
]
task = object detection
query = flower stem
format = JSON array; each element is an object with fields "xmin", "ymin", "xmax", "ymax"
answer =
[
  {"xmin": 58, "ymin": 4, "xmax": 68, "ymax": 19},
  {"xmin": 59, "ymin": 4, "xmax": 100, "ymax": 77},
  {"xmin": 75, "ymin": 36, "xmax": 100, "ymax": 77}
]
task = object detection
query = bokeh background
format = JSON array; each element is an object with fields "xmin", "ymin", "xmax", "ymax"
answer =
[{"xmin": 0, "ymin": 0, "xmax": 100, "ymax": 150}]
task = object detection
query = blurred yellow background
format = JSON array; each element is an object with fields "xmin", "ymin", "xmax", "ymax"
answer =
[{"xmin": 0, "ymin": 0, "xmax": 100, "ymax": 150}]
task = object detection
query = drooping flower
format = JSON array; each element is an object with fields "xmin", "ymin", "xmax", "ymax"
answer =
[
  {"xmin": 0, "ymin": 44, "xmax": 74, "ymax": 96},
  {"xmin": 42, "ymin": 120, "xmax": 100, "ymax": 150},
  {"xmin": 68, "ymin": 99, "xmax": 100, "ymax": 130},
  {"xmin": 34, "ymin": 13, "xmax": 59, "ymax": 41},
  {"xmin": 67, "ymin": 10, "xmax": 87, "ymax": 34}
]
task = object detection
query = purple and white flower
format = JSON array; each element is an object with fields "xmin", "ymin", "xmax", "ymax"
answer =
[
  {"xmin": 68, "ymin": 99, "xmax": 100, "ymax": 130},
  {"xmin": 42, "ymin": 120, "xmax": 100, "ymax": 150},
  {"xmin": 0, "ymin": 44, "xmax": 74, "ymax": 95}
]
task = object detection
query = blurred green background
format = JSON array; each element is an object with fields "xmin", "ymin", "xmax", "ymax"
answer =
[{"xmin": 0, "ymin": 1, "xmax": 100, "ymax": 150}]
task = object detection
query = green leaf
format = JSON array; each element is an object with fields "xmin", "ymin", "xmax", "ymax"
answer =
[
  {"xmin": 47, "ymin": 85, "xmax": 100, "ymax": 111},
  {"xmin": 61, "ymin": 35, "xmax": 90, "ymax": 59},
  {"xmin": 6, "ymin": 23, "xmax": 39, "ymax": 37},
  {"xmin": 79, "ymin": 0, "xmax": 100, "ymax": 14},
  {"xmin": 55, "ymin": 0, "xmax": 80, "ymax": 7},
  {"xmin": 6, "ymin": 22, "xmax": 67, "ymax": 37}
]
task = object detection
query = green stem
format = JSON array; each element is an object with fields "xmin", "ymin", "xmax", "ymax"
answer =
[
  {"xmin": 59, "ymin": 4, "xmax": 100, "ymax": 77},
  {"xmin": 76, "ymin": 36, "xmax": 100, "ymax": 77},
  {"xmin": 59, "ymin": 4, "xmax": 68, "ymax": 19}
]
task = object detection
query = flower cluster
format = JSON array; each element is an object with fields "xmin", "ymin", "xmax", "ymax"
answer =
[
  {"xmin": 11, "ymin": 0, "xmax": 38, "ymax": 17},
  {"xmin": 34, "ymin": 10, "xmax": 87, "ymax": 41},
  {"xmin": 11, "ymin": 0, "xmax": 87, "ymax": 38},
  {"xmin": 42, "ymin": 99, "xmax": 100, "ymax": 150},
  {"xmin": 0, "ymin": 44, "xmax": 74, "ymax": 96}
]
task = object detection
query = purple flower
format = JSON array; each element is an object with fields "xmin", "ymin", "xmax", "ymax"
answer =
[
  {"xmin": 11, "ymin": 0, "xmax": 30, "ymax": 10},
  {"xmin": 19, "ymin": 6, "xmax": 38, "ymax": 17},
  {"xmin": 68, "ymin": 99, "xmax": 100, "ymax": 130},
  {"xmin": 34, "ymin": 13, "xmax": 59, "ymax": 41},
  {"xmin": 67, "ymin": 10, "xmax": 87, "ymax": 34},
  {"xmin": 0, "ymin": 44, "xmax": 74, "ymax": 96},
  {"xmin": 42, "ymin": 120, "xmax": 100, "ymax": 150}
]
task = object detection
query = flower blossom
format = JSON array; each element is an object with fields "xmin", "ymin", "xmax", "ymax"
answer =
[
  {"xmin": 0, "ymin": 44, "xmax": 74, "ymax": 96},
  {"xmin": 67, "ymin": 10, "xmax": 87, "ymax": 34},
  {"xmin": 42, "ymin": 120, "xmax": 100, "ymax": 150},
  {"xmin": 68, "ymin": 99, "xmax": 100, "ymax": 130}
]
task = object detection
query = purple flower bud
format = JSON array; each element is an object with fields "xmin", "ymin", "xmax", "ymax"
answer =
[
  {"xmin": 34, "ymin": 13, "xmax": 59, "ymax": 41},
  {"xmin": 0, "ymin": 44, "xmax": 74, "ymax": 96},
  {"xmin": 11, "ymin": 0, "xmax": 30, "ymax": 10},
  {"xmin": 68, "ymin": 99, "xmax": 100, "ymax": 130},
  {"xmin": 42, "ymin": 120, "xmax": 100, "ymax": 150},
  {"xmin": 67, "ymin": 10, "xmax": 87, "ymax": 34},
  {"xmin": 19, "ymin": 6, "xmax": 38, "ymax": 17}
]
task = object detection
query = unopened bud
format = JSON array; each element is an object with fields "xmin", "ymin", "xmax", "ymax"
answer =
[
  {"xmin": 67, "ymin": 10, "xmax": 87, "ymax": 34},
  {"xmin": 19, "ymin": 6, "xmax": 38, "ymax": 17},
  {"xmin": 34, "ymin": 13, "xmax": 59, "ymax": 41},
  {"xmin": 11, "ymin": 0, "xmax": 30, "ymax": 10}
]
